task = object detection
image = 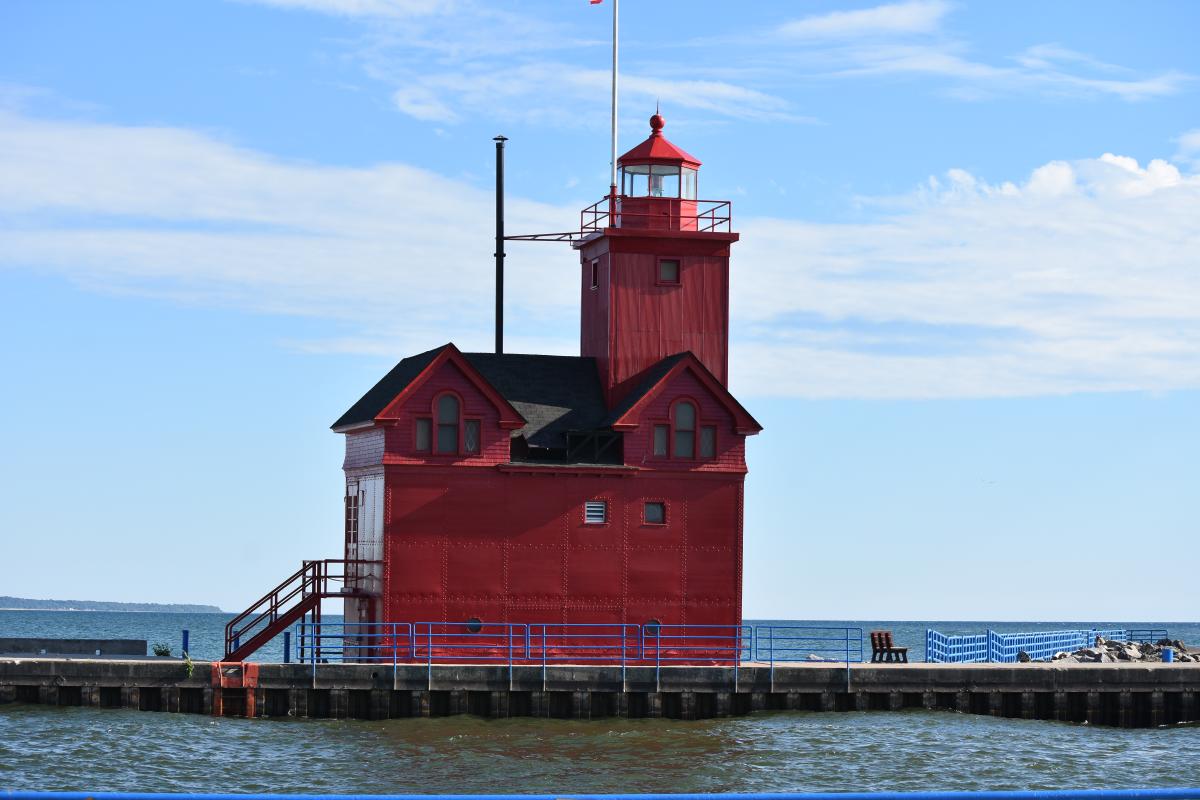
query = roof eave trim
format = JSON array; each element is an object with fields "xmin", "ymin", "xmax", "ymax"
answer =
[
  {"xmin": 374, "ymin": 344, "xmax": 528, "ymax": 429},
  {"xmin": 611, "ymin": 354, "xmax": 763, "ymax": 433},
  {"xmin": 332, "ymin": 420, "xmax": 377, "ymax": 434}
]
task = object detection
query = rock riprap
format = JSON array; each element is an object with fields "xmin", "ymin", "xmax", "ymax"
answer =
[{"xmin": 1045, "ymin": 637, "xmax": 1194, "ymax": 664}]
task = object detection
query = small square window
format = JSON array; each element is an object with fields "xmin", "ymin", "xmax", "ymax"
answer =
[
  {"xmin": 653, "ymin": 424, "xmax": 669, "ymax": 457},
  {"xmin": 464, "ymin": 419, "xmax": 480, "ymax": 453},
  {"xmin": 644, "ymin": 501, "xmax": 666, "ymax": 525},
  {"xmin": 415, "ymin": 418, "xmax": 432, "ymax": 452},
  {"xmin": 584, "ymin": 500, "xmax": 607, "ymax": 525},
  {"xmin": 658, "ymin": 259, "xmax": 680, "ymax": 284},
  {"xmin": 700, "ymin": 426, "xmax": 716, "ymax": 458}
]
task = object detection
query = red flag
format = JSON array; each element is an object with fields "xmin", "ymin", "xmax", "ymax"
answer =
[{"xmin": 590, "ymin": 0, "xmax": 602, "ymax": 4}]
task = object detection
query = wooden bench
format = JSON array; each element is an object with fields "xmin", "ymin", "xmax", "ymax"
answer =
[{"xmin": 870, "ymin": 630, "xmax": 909, "ymax": 663}]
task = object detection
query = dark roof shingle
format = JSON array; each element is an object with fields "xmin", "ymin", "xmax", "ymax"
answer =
[
  {"xmin": 463, "ymin": 353, "xmax": 607, "ymax": 449},
  {"xmin": 330, "ymin": 345, "xmax": 443, "ymax": 430},
  {"xmin": 332, "ymin": 347, "xmax": 609, "ymax": 450},
  {"xmin": 600, "ymin": 352, "xmax": 688, "ymax": 427}
]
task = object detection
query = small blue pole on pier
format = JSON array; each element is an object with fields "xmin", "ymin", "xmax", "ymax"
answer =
[
  {"xmin": 283, "ymin": 631, "xmax": 292, "ymax": 664},
  {"xmin": 181, "ymin": 629, "xmax": 189, "ymax": 656}
]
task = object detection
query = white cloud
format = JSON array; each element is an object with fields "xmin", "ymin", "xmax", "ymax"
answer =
[
  {"xmin": 767, "ymin": 5, "xmax": 1192, "ymax": 103},
  {"xmin": 1024, "ymin": 161, "xmax": 1075, "ymax": 197},
  {"xmin": 388, "ymin": 63, "xmax": 801, "ymax": 125},
  {"xmin": 778, "ymin": 0, "xmax": 951, "ymax": 39},
  {"xmin": 241, "ymin": 0, "xmax": 799, "ymax": 126},
  {"xmin": 237, "ymin": 0, "xmax": 450, "ymax": 17},
  {"xmin": 1014, "ymin": 44, "xmax": 1129, "ymax": 74},
  {"xmin": 2, "ymin": 110, "xmax": 1198, "ymax": 399},
  {"xmin": 1176, "ymin": 128, "xmax": 1200, "ymax": 167},
  {"xmin": 730, "ymin": 152, "xmax": 1200, "ymax": 398},
  {"xmin": 820, "ymin": 43, "xmax": 1190, "ymax": 102},
  {"xmin": 1178, "ymin": 129, "xmax": 1200, "ymax": 153},
  {"xmin": 392, "ymin": 85, "xmax": 458, "ymax": 122},
  {"xmin": 237, "ymin": 0, "xmax": 1192, "ymax": 129},
  {"xmin": 0, "ymin": 110, "xmax": 576, "ymax": 354}
]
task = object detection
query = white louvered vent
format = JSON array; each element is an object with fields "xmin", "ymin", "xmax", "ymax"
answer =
[{"xmin": 584, "ymin": 500, "xmax": 607, "ymax": 525}]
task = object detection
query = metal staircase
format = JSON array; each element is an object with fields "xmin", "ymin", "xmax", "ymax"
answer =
[{"xmin": 223, "ymin": 559, "xmax": 378, "ymax": 662}]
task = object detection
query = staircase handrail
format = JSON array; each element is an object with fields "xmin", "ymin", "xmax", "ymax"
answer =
[
  {"xmin": 225, "ymin": 561, "xmax": 318, "ymax": 653},
  {"xmin": 224, "ymin": 559, "xmax": 383, "ymax": 659}
]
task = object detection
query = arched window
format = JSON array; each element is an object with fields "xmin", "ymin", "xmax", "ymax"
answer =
[
  {"xmin": 436, "ymin": 394, "xmax": 460, "ymax": 454},
  {"xmin": 673, "ymin": 401, "xmax": 695, "ymax": 459}
]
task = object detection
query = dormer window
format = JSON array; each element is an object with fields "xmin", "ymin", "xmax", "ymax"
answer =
[
  {"xmin": 425, "ymin": 393, "xmax": 481, "ymax": 456},
  {"xmin": 651, "ymin": 399, "xmax": 717, "ymax": 462},
  {"xmin": 653, "ymin": 424, "xmax": 669, "ymax": 457},
  {"xmin": 415, "ymin": 418, "xmax": 432, "ymax": 452},
  {"xmin": 673, "ymin": 401, "xmax": 696, "ymax": 458},
  {"xmin": 436, "ymin": 394, "xmax": 460, "ymax": 454}
]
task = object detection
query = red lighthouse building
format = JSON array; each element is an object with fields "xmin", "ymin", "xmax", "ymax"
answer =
[{"xmin": 224, "ymin": 115, "xmax": 760, "ymax": 662}]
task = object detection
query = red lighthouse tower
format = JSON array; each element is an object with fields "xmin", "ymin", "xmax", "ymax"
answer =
[
  {"xmin": 223, "ymin": 115, "xmax": 759, "ymax": 663},
  {"xmin": 579, "ymin": 113, "xmax": 737, "ymax": 406}
]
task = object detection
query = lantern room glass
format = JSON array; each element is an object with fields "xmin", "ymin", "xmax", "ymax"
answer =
[
  {"xmin": 681, "ymin": 167, "xmax": 697, "ymax": 199},
  {"xmin": 621, "ymin": 164, "xmax": 691, "ymax": 198}
]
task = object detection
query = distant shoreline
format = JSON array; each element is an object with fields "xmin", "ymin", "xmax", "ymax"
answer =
[
  {"xmin": 0, "ymin": 597, "xmax": 225, "ymax": 614},
  {"xmin": 0, "ymin": 608, "xmax": 228, "ymax": 613}
]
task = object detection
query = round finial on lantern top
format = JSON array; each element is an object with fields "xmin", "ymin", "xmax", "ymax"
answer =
[{"xmin": 649, "ymin": 113, "xmax": 665, "ymax": 134}]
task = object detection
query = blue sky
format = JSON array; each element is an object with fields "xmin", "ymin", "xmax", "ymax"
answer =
[{"xmin": 1, "ymin": 0, "xmax": 1196, "ymax": 619}]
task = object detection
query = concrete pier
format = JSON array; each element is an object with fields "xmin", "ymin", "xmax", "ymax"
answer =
[{"xmin": 1, "ymin": 658, "xmax": 1196, "ymax": 728}]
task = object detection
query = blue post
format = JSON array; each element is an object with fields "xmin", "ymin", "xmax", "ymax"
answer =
[
  {"xmin": 181, "ymin": 629, "xmax": 189, "ymax": 656},
  {"xmin": 283, "ymin": 631, "xmax": 291, "ymax": 664}
]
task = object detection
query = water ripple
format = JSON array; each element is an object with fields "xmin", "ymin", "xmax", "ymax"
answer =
[{"xmin": 3, "ymin": 705, "xmax": 1200, "ymax": 793}]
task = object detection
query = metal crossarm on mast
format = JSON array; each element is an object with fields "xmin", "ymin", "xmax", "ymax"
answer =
[{"xmin": 503, "ymin": 1, "xmax": 618, "ymax": 245}]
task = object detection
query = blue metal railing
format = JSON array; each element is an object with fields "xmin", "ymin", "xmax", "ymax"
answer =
[
  {"xmin": 925, "ymin": 628, "xmax": 1164, "ymax": 663},
  {"xmin": 755, "ymin": 626, "xmax": 863, "ymax": 691},
  {"xmin": 296, "ymin": 621, "xmax": 415, "ymax": 665},
  {"xmin": 293, "ymin": 621, "xmax": 865, "ymax": 675},
  {"xmin": 1127, "ymin": 628, "xmax": 1170, "ymax": 642},
  {"xmin": 925, "ymin": 630, "xmax": 989, "ymax": 663},
  {"xmin": 5, "ymin": 789, "xmax": 1200, "ymax": 800}
]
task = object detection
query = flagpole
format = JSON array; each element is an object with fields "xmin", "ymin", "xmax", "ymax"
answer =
[{"xmin": 609, "ymin": 0, "xmax": 619, "ymax": 215}]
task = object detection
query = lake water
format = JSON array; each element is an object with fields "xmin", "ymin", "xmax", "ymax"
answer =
[
  {"xmin": 2, "ymin": 612, "xmax": 1198, "ymax": 793},
  {"xmin": 2, "ymin": 703, "xmax": 1198, "ymax": 793}
]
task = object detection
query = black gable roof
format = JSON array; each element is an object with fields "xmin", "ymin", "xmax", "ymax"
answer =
[
  {"xmin": 330, "ymin": 345, "xmax": 444, "ymax": 430},
  {"xmin": 463, "ymin": 353, "xmax": 607, "ymax": 449},
  {"xmin": 332, "ymin": 346, "xmax": 609, "ymax": 450}
]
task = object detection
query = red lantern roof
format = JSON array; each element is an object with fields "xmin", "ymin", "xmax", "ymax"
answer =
[{"xmin": 617, "ymin": 113, "xmax": 701, "ymax": 169}]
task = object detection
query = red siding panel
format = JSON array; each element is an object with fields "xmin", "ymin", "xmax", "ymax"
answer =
[
  {"xmin": 580, "ymin": 232, "xmax": 732, "ymax": 404},
  {"xmin": 378, "ymin": 467, "xmax": 743, "ymax": 630}
]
